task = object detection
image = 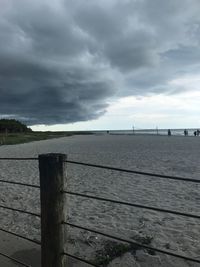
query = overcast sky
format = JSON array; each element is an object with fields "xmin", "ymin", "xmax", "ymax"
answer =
[{"xmin": 1, "ymin": 0, "xmax": 200, "ymax": 130}]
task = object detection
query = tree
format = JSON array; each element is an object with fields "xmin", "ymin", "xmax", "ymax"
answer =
[{"xmin": 0, "ymin": 119, "xmax": 32, "ymax": 133}]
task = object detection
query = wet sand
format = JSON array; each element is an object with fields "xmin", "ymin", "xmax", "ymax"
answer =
[{"xmin": 0, "ymin": 135, "xmax": 200, "ymax": 266}]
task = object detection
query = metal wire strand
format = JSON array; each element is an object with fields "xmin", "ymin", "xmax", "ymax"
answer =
[
  {"xmin": 0, "ymin": 227, "xmax": 41, "ymax": 245},
  {"xmin": 66, "ymin": 160, "xmax": 200, "ymax": 184},
  {"xmin": 0, "ymin": 251, "xmax": 31, "ymax": 267},
  {"xmin": 63, "ymin": 252, "xmax": 99, "ymax": 267},
  {"xmin": 0, "ymin": 179, "xmax": 40, "ymax": 189},
  {"xmin": 63, "ymin": 191, "xmax": 200, "ymax": 220},
  {"xmin": 64, "ymin": 222, "xmax": 200, "ymax": 264},
  {"xmin": 0, "ymin": 204, "xmax": 40, "ymax": 218},
  {"xmin": 0, "ymin": 158, "xmax": 38, "ymax": 161}
]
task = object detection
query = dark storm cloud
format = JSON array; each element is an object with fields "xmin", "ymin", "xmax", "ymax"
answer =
[{"xmin": 0, "ymin": 0, "xmax": 200, "ymax": 125}]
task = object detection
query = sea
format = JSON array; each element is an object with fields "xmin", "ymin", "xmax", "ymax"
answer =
[{"xmin": 93, "ymin": 128, "xmax": 199, "ymax": 136}]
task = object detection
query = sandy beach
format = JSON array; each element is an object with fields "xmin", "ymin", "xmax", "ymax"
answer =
[{"xmin": 0, "ymin": 134, "xmax": 200, "ymax": 266}]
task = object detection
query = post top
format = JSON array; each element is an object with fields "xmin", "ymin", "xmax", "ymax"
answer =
[{"xmin": 39, "ymin": 153, "xmax": 67, "ymax": 160}]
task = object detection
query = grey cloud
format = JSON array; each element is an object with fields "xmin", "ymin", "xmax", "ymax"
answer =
[
  {"xmin": 163, "ymin": 46, "xmax": 200, "ymax": 65},
  {"xmin": 0, "ymin": 0, "xmax": 200, "ymax": 125},
  {"xmin": 104, "ymin": 31, "xmax": 159, "ymax": 71}
]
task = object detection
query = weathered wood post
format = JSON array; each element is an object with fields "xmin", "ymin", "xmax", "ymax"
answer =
[{"xmin": 39, "ymin": 153, "xmax": 67, "ymax": 267}]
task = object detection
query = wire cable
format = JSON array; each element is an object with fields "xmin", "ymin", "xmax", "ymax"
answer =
[
  {"xmin": 64, "ymin": 191, "xmax": 200, "ymax": 220},
  {"xmin": 0, "ymin": 204, "xmax": 40, "ymax": 218},
  {"xmin": 64, "ymin": 222, "xmax": 200, "ymax": 264},
  {"xmin": 66, "ymin": 160, "xmax": 200, "ymax": 184},
  {"xmin": 0, "ymin": 227, "xmax": 41, "ymax": 245},
  {"xmin": 0, "ymin": 179, "xmax": 40, "ymax": 189},
  {"xmin": 0, "ymin": 251, "xmax": 31, "ymax": 267},
  {"xmin": 63, "ymin": 252, "xmax": 99, "ymax": 267},
  {"xmin": 0, "ymin": 157, "xmax": 38, "ymax": 161}
]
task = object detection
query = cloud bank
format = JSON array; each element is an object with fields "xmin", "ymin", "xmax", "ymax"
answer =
[{"xmin": 0, "ymin": 0, "xmax": 200, "ymax": 125}]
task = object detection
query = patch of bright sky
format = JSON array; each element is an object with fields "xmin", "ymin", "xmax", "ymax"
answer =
[
  {"xmin": 32, "ymin": 88, "xmax": 200, "ymax": 131},
  {"xmin": 170, "ymin": 75, "xmax": 200, "ymax": 88}
]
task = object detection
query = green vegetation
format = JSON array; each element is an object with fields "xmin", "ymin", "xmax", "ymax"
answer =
[
  {"xmin": 94, "ymin": 241, "xmax": 132, "ymax": 266},
  {"xmin": 0, "ymin": 131, "xmax": 73, "ymax": 145},
  {"xmin": 0, "ymin": 119, "xmax": 93, "ymax": 145},
  {"xmin": 0, "ymin": 119, "xmax": 31, "ymax": 133},
  {"xmin": 94, "ymin": 234, "xmax": 153, "ymax": 266}
]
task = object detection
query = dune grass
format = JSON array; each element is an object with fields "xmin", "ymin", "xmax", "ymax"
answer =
[
  {"xmin": 0, "ymin": 131, "xmax": 94, "ymax": 145},
  {"xmin": 94, "ymin": 234, "xmax": 154, "ymax": 266},
  {"xmin": 0, "ymin": 132, "xmax": 71, "ymax": 145}
]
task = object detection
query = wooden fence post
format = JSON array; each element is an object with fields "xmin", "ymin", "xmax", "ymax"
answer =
[{"xmin": 39, "ymin": 153, "xmax": 67, "ymax": 267}]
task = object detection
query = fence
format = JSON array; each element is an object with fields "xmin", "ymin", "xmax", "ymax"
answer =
[{"xmin": 0, "ymin": 153, "xmax": 200, "ymax": 266}]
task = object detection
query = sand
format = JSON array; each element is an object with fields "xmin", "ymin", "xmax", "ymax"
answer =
[{"xmin": 0, "ymin": 134, "xmax": 200, "ymax": 266}]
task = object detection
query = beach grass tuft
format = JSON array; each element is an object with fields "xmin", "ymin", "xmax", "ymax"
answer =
[{"xmin": 94, "ymin": 234, "xmax": 154, "ymax": 266}]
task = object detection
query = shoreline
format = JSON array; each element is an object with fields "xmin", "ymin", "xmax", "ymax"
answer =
[{"xmin": 0, "ymin": 130, "xmax": 199, "ymax": 146}]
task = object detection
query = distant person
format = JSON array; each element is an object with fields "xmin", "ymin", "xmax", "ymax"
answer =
[
  {"xmin": 184, "ymin": 129, "xmax": 188, "ymax": 136},
  {"xmin": 197, "ymin": 129, "xmax": 200, "ymax": 136},
  {"xmin": 132, "ymin": 125, "xmax": 135, "ymax": 135},
  {"xmin": 194, "ymin": 131, "xmax": 197, "ymax": 136},
  {"xmin": 168, "ymin": 129, "xmax": 171, "ymax": 136}
]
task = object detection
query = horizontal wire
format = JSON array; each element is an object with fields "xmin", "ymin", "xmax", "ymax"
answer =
[
  {"xmin": 0, "ymin": 204, "xmax": 40, "ymax": 218},
  {"xmin": 0, "ymin": 227, "xmax": 41, "ymax": 245},
  {"xmin": 64, "ymin": 191, "xmax": 200, "ymax": 220},
  {"xmin": 0, "ymin": 251, "xmax": 31, "ymax": 267},
  {"xmin": 1, "ymin": 158, "xmax": 198, "ymax": 183},
  {"xmin": 0, "ymin": 157, "xmax": 38, "ymax": 161},
  {"xmin": 66, "ymin": 160, "xmax": 200, "ymax": 184},
  {"xmin": 0, "ymin": 158, "xmax": 199, "ymax": 184},
  {"xmin": 0, "ymin": 179, "xmax": 40, "ymax": 189},
  {"xmin": 64, "ymin": 222, "xmax": 200, "ymax": 264},
  {"xmin": 63, "ymin": 252, "xmax": 99, "ymax": 267}
]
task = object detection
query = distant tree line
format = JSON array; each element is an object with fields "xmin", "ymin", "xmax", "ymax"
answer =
[{"xmin": 0, "ymin": 119, "xmax": 32, "ymax": 133}]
